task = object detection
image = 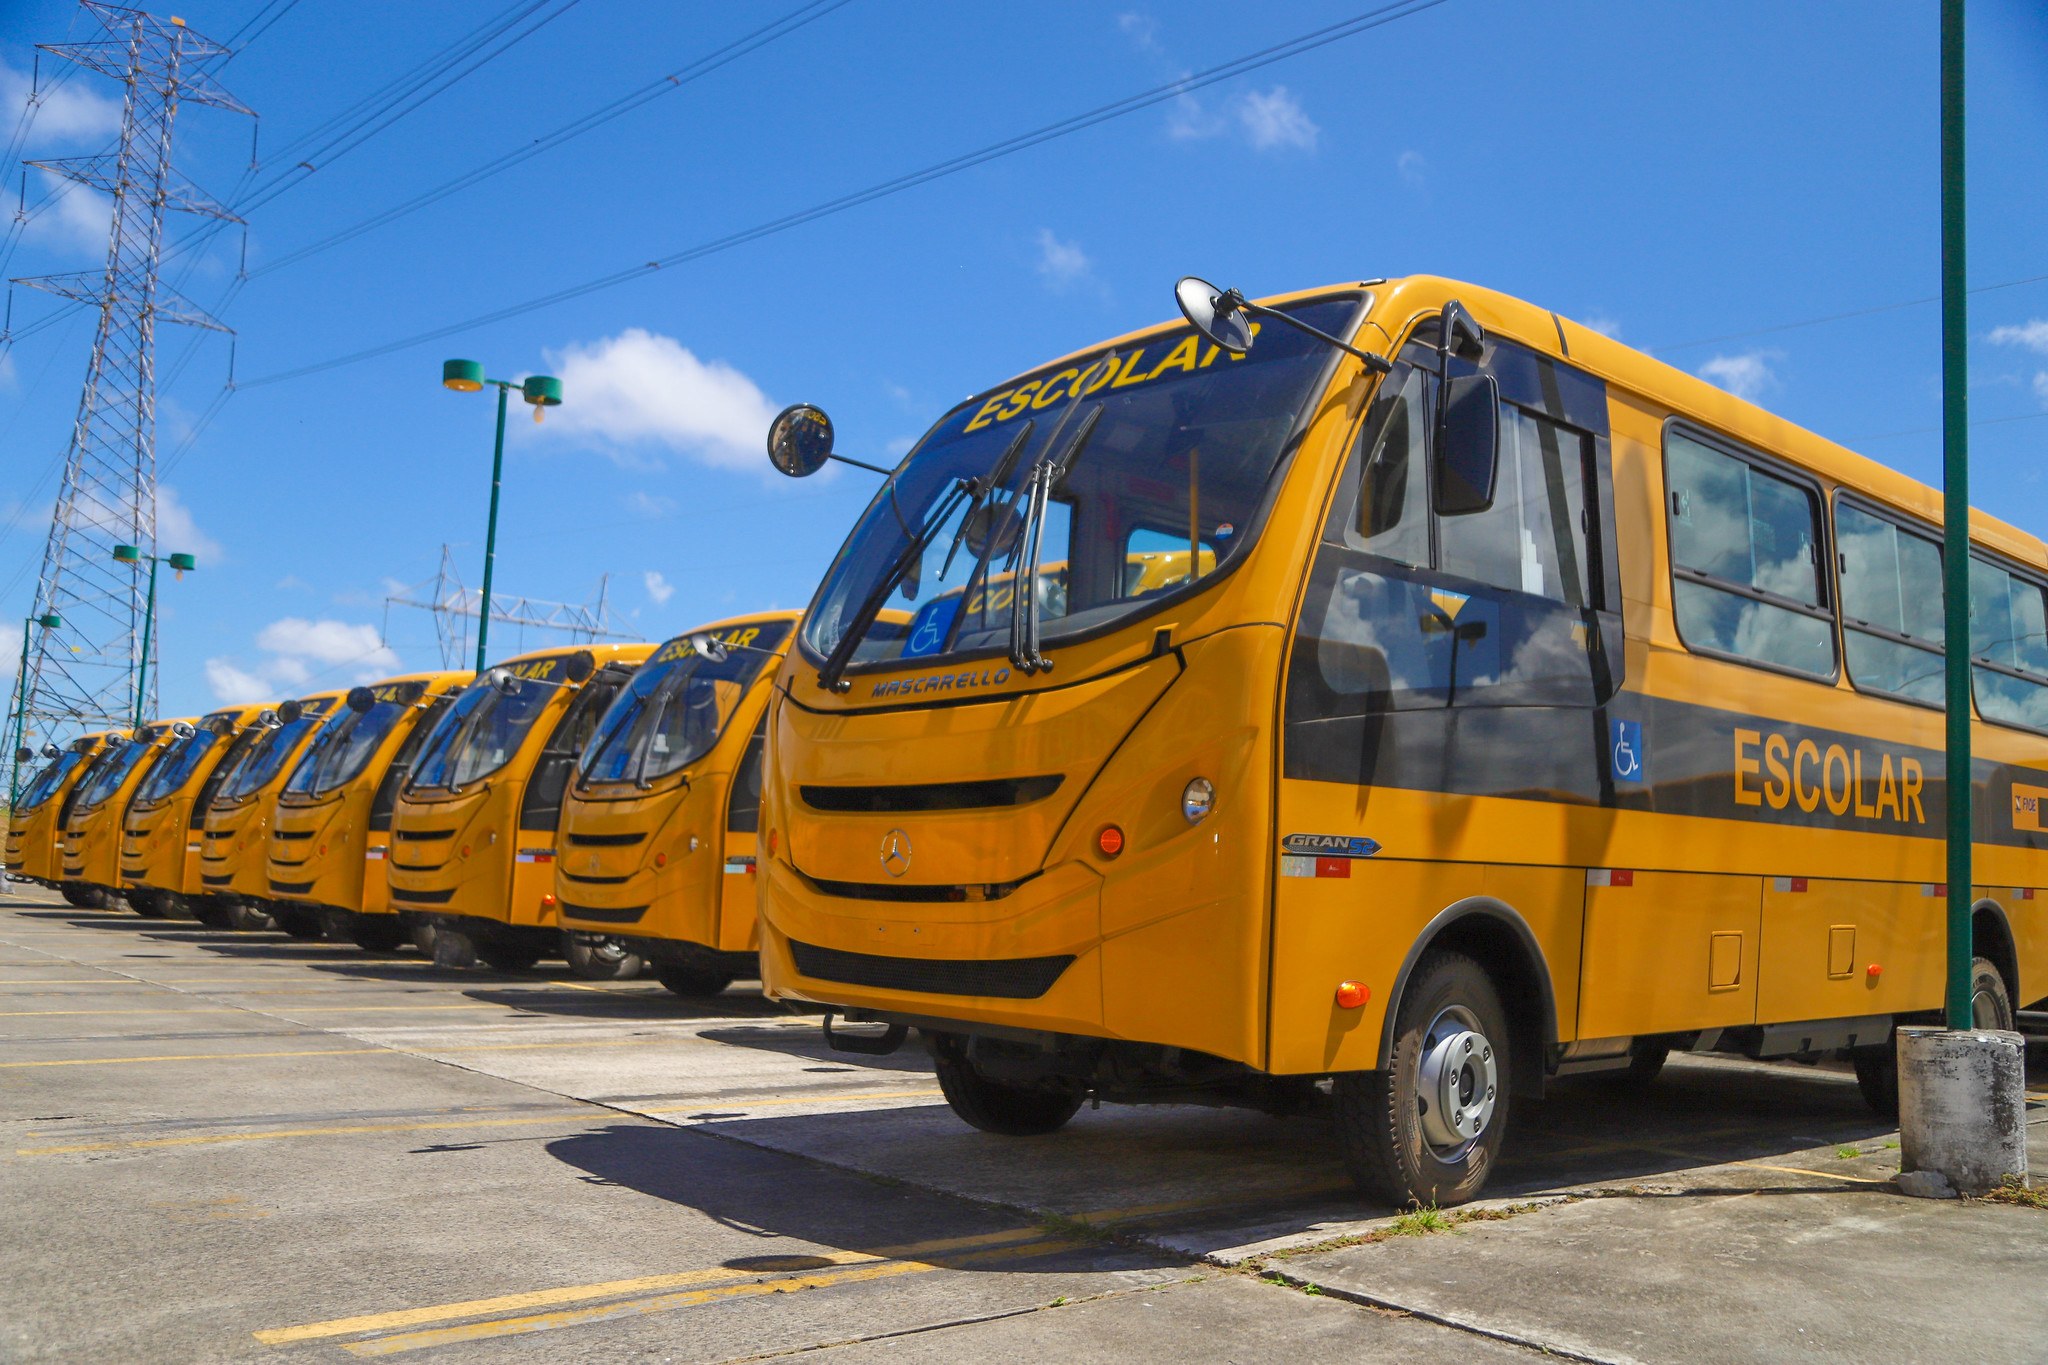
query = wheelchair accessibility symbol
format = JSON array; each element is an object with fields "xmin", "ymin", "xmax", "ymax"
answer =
[{"xmin": 1611, "ymin": 718, "xmax": 1644, "ymax": 784}]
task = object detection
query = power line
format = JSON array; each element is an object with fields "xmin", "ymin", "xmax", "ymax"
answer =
[
  {"xmin": 1648, "ymin": 274, "xmax": 2048, "ymax": 354},
  {"xmin": 242, "ymin": 0, "xmax": 1455, "ymax": 388},
  {"xmin": 249, "ymin": 0, "xmax": 857, "ymax": 278}
]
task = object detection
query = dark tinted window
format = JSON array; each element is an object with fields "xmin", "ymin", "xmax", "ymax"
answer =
[
  {"xmin": 1969, "ymin": 558, "xmax": 2048, "ymax": 731},
  {"xmin": 1837, "ymin": 502, "xmax": 1944, "ymax": 706}
]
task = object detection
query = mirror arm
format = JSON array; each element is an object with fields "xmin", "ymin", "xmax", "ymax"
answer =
[
  {"xmin": 1237, "ymin": 302, "xmax": 1392, "ymax": 373},
  {"xmin": 828, "ymin": 452, "xmax": 895, "ymax": 477}
]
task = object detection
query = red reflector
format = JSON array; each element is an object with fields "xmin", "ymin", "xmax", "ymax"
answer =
[
  {"xmin": 1335, "ymin": 980, "xmax": 1370, "ymax": 1009},
  {"xmin": 768, "ymin": 829, "xmax": 778, "ymax": 856},
  {"xmin": 542, "ymin": 893, "xmax": 556, "ymax": 908},
  {"xmin": 1316, "ymin": 857, "xmax": 1350, "ymax": 879},
  {"xmin": 1097, "ymin": 825, "xmax": 1125, "ymax": 857},
  {"xmin": 655, "ymin": 852, "xmax": 666, "ymax": 868},
  {"xmin": 1868, "ymin": 963, "xmax": 1882, "ymax": 978},
  {"xmin": 461, "ymin": 845, "xmax": 470, "ymax": 858}
]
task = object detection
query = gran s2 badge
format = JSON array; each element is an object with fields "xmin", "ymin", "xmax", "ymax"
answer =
[{"xmin": 1278, "ymin": 833, "xmax": 1381, "ymax": 880}]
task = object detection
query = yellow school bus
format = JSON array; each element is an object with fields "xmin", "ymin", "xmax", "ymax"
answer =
[
  {"xmin": 59, "ymin": 720, "xmax": 182, "ymax": 911},
  {"xmin": 6, "ymin": 732, "xmax": 114, "ymax": 899},
  {"xmin": 389, "ymin": 644, "xmax": 654, "ymax": 970},
  {"xmin": 198, "ymin": 691, "xmax": 344, "ymax": 937},
  {"xmin": 555, "ymin": 614, "xmax": 799, "ymax": 990},
  {"xmin": 120, "ymin": 704, "xmax": 272, "ymax": 923},
  {"xmin": 266, "ymin": 670, "xmax": 472, "ymax": 950},
  {"xmin": 756, "ymin": 274, "xmax": 2048, "ymax": 1206}
]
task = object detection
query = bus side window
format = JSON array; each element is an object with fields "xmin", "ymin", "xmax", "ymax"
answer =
[
  {"xmin": 1439, "ymin": 405, "xmax": 1589, "ymax": 607},
  {"xmin": 1969, "ymin": 558, "xmax": 2048, "ymax": 731},
  {"xmin": 1836, "ymin": 502, "xmax": 1945, "ymax": 707},
  {"xmin": 726, "ymin": 721, "xmax": 767, "ymax": 833},
  {"xmin": 370, "ymin": 696, "xmax": 452, "ymax": 832},
  {"xmin": 1666, "ymin": 430, "xmax": 1836, "ymax": 678},
  {"xmin": 520, "ymin": 676, "xmax": 623, "ymax": 832},
  {"xmin": 1336, "ymin": 365, "xmax": 1430, "ymax": 568}
]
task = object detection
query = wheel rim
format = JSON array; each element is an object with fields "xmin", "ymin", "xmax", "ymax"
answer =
[
  {"xmin": 1416, "ymin": 1004, "xmax": 1498, "ymax": 1161},
  {"xmin": 1973, "ymin": 982, "xmax": 2006, "ymax": 1030}
]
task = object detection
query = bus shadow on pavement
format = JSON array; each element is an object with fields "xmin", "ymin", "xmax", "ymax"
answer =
[
  {"xmin": 544, "ymin": 1120, "xmax": 1186, "ymax": 1274},
  {"xmin": 692, "ymin": 1022, "xmax": 937, "ymax": 1074},
  {"xmin": 456, "ymin": 987, "xmax": 799, "ymax": 1021}
]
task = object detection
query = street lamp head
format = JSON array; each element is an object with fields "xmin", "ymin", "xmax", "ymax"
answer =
[
  {"xmin": 442, "ymin": 359, "xmax": 485, "ymax": 392},
  {"xmin": 113, "ymin": 544, "xmax": 142, "ymax": 564},
  {"xmin": 168, "ymin": 552, "xmax": 196, "ymax": 576},
  {"xmin": 521, "ymin": 374, "xmax": 562, "ymax": 407},
  {"xmin": 36, "ymin": 613, "xmax": 60, "ymax": 629}
]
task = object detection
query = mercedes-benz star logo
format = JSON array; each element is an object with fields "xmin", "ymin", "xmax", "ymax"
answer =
[{"xmin": 880, "ymin": 828, "xmax": 912, "ymax": 878}]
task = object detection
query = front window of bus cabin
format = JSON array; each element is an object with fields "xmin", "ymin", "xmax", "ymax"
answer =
[
  {"xmin": 16, "ymin": 752, "xmax": 85, "ymax": 811},
  {"xmin": 220, "ymin": 713, "xmax": 322, "ymax": 801},
  {"xmin": 406, "ymin": 678, "xmax": 551, "ymax": 792},
  {"xmin": 800, "ymin": 297, "xmax": 1362, "ymax": 675},
  {"xmin": 581, "ymin": 622, "xmax": 791, "ymax": 786},
  {"xmin": 133, "ymin": 730, "xmax": 219, "ymax": 805},
  {"xmin": 284, "ymin": 698, "xmax": 413, "ymax": 799},
  {"xmin": 1969, "ymin": 557, "xmax": 2048, "ymax": 730},
  {"xmin": 70, "ymin": 738, "xmax": 148, "ymax": 812}
]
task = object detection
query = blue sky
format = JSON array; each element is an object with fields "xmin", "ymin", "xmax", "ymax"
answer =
[{"xmin": 2, "ymin": 0, "xmax": 2045, "ymax": 725}]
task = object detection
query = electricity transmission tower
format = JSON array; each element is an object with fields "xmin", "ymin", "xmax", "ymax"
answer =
[
  {"xmin": 7, "ymin": 4, "xmax": 249, "ymax": 790},
  {"xmin": 382, "ymin": 546, "xmax": 642, "ymax": 670}
]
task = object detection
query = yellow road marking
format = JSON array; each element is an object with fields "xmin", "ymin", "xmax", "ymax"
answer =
[
  {"xmin": 1735, "ymin": 1161, "xmax": 1888, "ymax": 1185},
  {"xmin": 0, "ymin": 1048, "xmax": 387, "ymax": 1068},
  {"xmin": 638, "ymin": 1089, "xmax": 942, "ymax": 1114},
  {"xmin": 0, "ymin": 1004, "xmax": 503, "ymax": 1016},
  {"xmin": 17, "ymin": 1110, "xmax": 609, "ymax": 1154}
]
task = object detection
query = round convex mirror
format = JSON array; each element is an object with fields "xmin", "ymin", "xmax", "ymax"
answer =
[
  {"xmin": 1174, "ymin": 276, "xmax": 1254, "ymax": 355},
  {"xmin": 962, "ymin": 502, "xmax": 1023, "ymax": 561},
  {"xmin": 346, "ymin": 686, "xmax": 377, "ymax": 713},
  {"xmin": 767, "ymin": 403, "xmax": 834, "ymax": 477},
  {"xmin": 278, "ymin": 699, "xmax": 304, "ymax": 724},
  {"xmin": 564, "ymin": 650, "xmax": 596, "ymax": 684}
]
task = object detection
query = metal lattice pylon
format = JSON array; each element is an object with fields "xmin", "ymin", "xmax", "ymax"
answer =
[
  {"xmin": 383, "ymin": 546, "xmax": 643, "ymax": 670},
  {"xmin": 6, "ymin": 4, "xmax": 249, "ymax": 793}
]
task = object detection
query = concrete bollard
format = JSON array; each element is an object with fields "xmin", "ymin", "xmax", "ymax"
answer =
[{"xmin": 1896, "ymin": 1025, "xmax": 2028, "ymax": 1198}]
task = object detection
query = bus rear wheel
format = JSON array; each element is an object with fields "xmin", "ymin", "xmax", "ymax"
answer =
[
  {"xmin": 1855, "ymin": 957, "xmax": 2013, "ymax": 1118},
  {"xmin": 565, "ymin": 933, "xmax": 643, "ymax": 980},
  {"xmin": 476, "ymin": 941, "xmax": 542, "ymax": 973},
  {"xmin": 656, "ymin": 964, "xmax": 732, "ymax": 997},
  {"xmin": 1335, "ymin": 951, "xmax": 1509, "ymax": 1208},
  {"xmin": 931, "ymin": 1037, "xmax": 1084, "ymax": 1137}
]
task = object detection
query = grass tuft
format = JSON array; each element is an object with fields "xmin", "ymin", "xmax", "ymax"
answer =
[
  {"xmin": 1980, "ymin": 1175, "xmax": 2048, "ymax": 1210},
  {"xmin": 1836, "ymin": 1146, "xmax": 1860, "ymax": 1159}
]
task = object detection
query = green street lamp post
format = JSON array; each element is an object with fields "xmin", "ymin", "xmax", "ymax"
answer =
[
  {"xmin": 442, "ymin": 360, "xmax": 564, "ymax": 672},
  {"xmin": 6, "ymin": 612, "xmax": 62, "ymax": 807},
  {"xmin": 113, "ymin": 544, "xmax": 197, "ymax": 730},
  {"xmin": 1939, "ymin": 0, "xmax": 1970, "ymax": 1030}
]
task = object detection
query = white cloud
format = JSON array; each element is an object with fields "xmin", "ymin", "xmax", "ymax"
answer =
[
  {"xmin": 275, "ymin": 575, "xmax": 311, "ymax": 591},
  {"xmin": 0, "ymin": 349, "xmax": 16, "ymax": 389},
  {"xmin": 2035, "ymin": 372, "xmax": 2048, "ymax": 405},
  {"xmin": 536, "ymin": 329, "xmax": 779, "ymax": 471},
  {"xmin": 1034, "ymin": 228, "xmax": 1091, "ymax": 290},
  {"xmin": 1581, "ymin": 315, "xmax": 1622, "ymax": 339},
  {"xmin": 22, "ymin": 168, "xmax": 113, "ymax": 256},
  {"xmin": 1237, "ymin": 86, "xmax": 1317, "ymax": 151},
  {"xmin": 204, "ymin": 617, "xmax": 399, "ymax": 702},
  {"xmin": 623, "ymin": 490, "xmax": 675, "ymax": 519},
  {"xmin": 0, "ymin": 60, "xmax": 123, "ymax": 144},
  {"xmin": 1988, "ymin": 319, "xmax": 2048, "ymax": 354},
  {"xmin": 0, "ymin": 620, "xmax": 19, "ymax": 692},
  {"xmin": 1118, "ymin": 13, "xmax": 1160, "ymax": 51},
  {"xmin": 1698, "ymin": 352, "xmax": 1779, "ymax": 402},
  {"xmin": 1397, "ymin": 151, "xmax": 1427, "ymax": 187},
  {"xmin": 155, "ymin": 485, "xmax": 222, "ymax": 563},
  {"xmin": 644, "ymin": 571, "xmax": 674, "ymax": 606}
]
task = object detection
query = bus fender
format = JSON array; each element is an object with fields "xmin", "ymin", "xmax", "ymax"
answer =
[
  {"xmin": 1971, "ymin": 899, "xmax": 2021, "ymax": 1012},
  {"xmin": 1374, "ymin": 896, "xmax": 1557, "ymax": 1100}
]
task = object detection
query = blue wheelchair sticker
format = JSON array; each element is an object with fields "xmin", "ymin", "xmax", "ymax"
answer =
[{"xmin": 1611, "ymin": 718, "xmax": 1644, "ymax": 784}]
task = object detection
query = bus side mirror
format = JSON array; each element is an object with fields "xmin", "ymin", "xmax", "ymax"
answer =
[
  {"xmin": 1174, "ymin": 276, "xmax": 1255, "ymax": 354},
  {"xmin": 767, "ymin": 404, "xmax": 835, "ymax": 478},
  {"xmin": 256, "ymin": 709, "xmax": 282, "ymax": 729},
  {"xmin": 169, "ymin": 721, "xmax": 198, "ymax": 739},
  {"xmin": 564, "ymin": 650, "xmax": 596, "ymax": 684},
  {"xmin": 346, "ymin": 686, "xmax": 377, "ymax": 713},
  {"xmin": 278, "ymin": 699, "xmax": 304, "ymax": 724},
  {"xmin": 1434, "ymin": 373, "xmax": 1500, "ymax": 516},
  {"xmin": 13, "ymin": 746, "xmax": 30, "ymax": 763},
  {"xmin": 485, "ymin": 668, "xmax": 522, "ymax": 697},
  {"xmin": 687, "ymin": 633, "xmax": 730, "ymax": 663}
]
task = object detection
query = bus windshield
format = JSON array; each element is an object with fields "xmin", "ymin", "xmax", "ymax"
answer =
[
  {"xmin": 70, "ymin": 738, "xmax": 149, "ymax": 811},
  {"xmin": 220, "ymin": 713, "xmax": 322, "ymax": 800},
  {"xmin": 284, "ymin": 698, "xmax": 411, "ymax": 798},
  {"xmin": 800, "ymin": 296, "xmax": 1358, "ymax": 671},
  {"xmin": 16, "ymin": 750, "xmax": 87, "ymax": 811},
  {"xmin": 408, "ymin": 678, "xmax": 551, "ymax": 791},
  {"xmin": 580, "ymin": 622, "xmax": 790, "ymax": 786},
  {"xmin": 133, "ymin": 729, "xmax": 219, "ymax": 804}
]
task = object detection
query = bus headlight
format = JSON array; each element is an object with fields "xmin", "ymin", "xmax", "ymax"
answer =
[{"xmin": 1182, "ymin": 777, "xmax": 1215, "ymax": 824}]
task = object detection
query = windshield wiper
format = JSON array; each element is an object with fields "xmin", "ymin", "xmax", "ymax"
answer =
[
  {"xmin": 816, "ymin": 476, "xmax": 978, "ymax": 693},
  {"xmin": 936, "ymin": 419, "xmax": 1033, "ymax": 584},
  {"xmin": 1010, "ymin": 404, "xmax": 1103, "ymax": 675}
]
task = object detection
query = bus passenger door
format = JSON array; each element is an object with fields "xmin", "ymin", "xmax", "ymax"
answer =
[{"xmin": 719, "ymin": 720, "xmax": 767, "ymax": 951}]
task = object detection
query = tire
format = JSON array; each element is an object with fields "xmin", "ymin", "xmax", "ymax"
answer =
[
  {"xmin": 190, "ymin": 898, "xmax": 233, "ymax": 928},
  {"xmin": 1334, "ymin": 951, "xmax": 1510, "ymax": 1208},
  {"xmin": 655, "ymin": 964, "xmax": 733, "ymax": 998},
  {"xmin": 1599, "ymin": 1042, "xmax": 1669, "ymax": 1089},
  {"xmin": 1854, "ymin": 1047, "xmax": 1899, "ymax": 1118},
  {"xmin": 226, "ymin": 899, "xmax": 276, "ymax": 932},
  {"xmin": 931, "ymin": 1036, "xmax": 1084, "ymax": 1136},
  {"xmin": 273, "ymin": 906, "xmax": 326, "ymax": 940},
  {"xmin": 127, "ymin": 889, "xmax": 167, "ymax": 918},
  {"xmin": 1971, "ymin": 955, "xmax": 2014, "ymax": 1031},
  {"xmin": 347, "ymin": 915, "xmax": 408, "ymax": 953},
  {"xmin": 61, "ymin": 883, "xmax": 106, "ymax": 909},
  {"xmin": 476, "ymin": 940, "xmax": 542, "ymax": 973},
  {"xmin": 564, "ymin": 933, "xmax": 643, "ymax": 981}
]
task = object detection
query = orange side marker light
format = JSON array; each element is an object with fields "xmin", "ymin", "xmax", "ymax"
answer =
[
  {"xmin": 1867, "ymin": 963, "xmax": 1882, "ymax": 979},
  {"xmin": 1097, "ymin": 825, "xmax": 1125, "ymax": 858},
  {"xmin": 1335, "ymin": 980, "xmax": 1371, "ymax": 1009}
]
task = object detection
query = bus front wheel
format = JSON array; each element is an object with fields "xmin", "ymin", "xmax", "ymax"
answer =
[
  {"xmin": 1335, "ymin": 951, "xmax": 1510, "ymax": 1208},
  {"xmin": 655, "ymin": 964, "xmax": 732, "ymax": 997},
  {"xmin": 566, "ymin": 933, "xmax": 643, "ymax": 981},
  {"xmin": 931, "ymin": 1037, "xmax": 1084, "ymax": 1137}
]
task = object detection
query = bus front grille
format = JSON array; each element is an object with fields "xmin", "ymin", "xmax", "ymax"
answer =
[
  {"xmin": 393, "ymin": 829, "xmax": 455, "ymax": 842},
  {"xmin": 388, "ymin": 886, "xmax": 456, "ymax": 905},
  {"xmin": 799, "ymin": 775, "xmax": 1063, "ymax": 813},
  {"xmin": 559, "ymin": 901, "xmax": 646, "ymax": 923},
  {"xmin": 565, "ymin": 832, "xmax": 644, "ymax": 847},
  {"xmin": 787, "ymin": 939, "xmax": 1073, "ymax": 999}
]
